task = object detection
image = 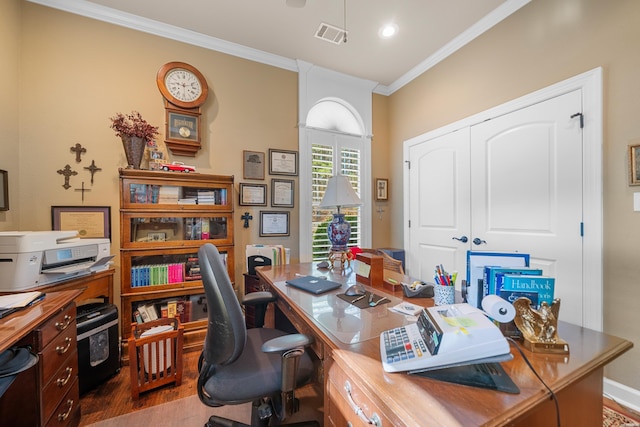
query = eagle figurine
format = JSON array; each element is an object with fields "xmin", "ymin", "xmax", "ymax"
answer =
[{"xmin": 512, "ymin": 297, "xmax": 562, "ymax": 344}]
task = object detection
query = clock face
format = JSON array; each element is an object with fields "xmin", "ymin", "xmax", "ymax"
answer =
[
  {"xmin": 165, "ymin": 68, "xmax": 202, "ymax": 103},
  {"xmin": 157, "ymin": 62, "xmax": 209, "ymax": 109}
]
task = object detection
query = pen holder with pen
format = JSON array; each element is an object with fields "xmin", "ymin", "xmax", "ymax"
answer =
[{"xmin": 434, "ymin": 285, "xmax": 455, "ymax": 305}]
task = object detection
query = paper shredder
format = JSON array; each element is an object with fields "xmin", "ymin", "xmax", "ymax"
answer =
[{"xmin": 76, "ymin": 303, "xmax": 120, "ymax": 394}]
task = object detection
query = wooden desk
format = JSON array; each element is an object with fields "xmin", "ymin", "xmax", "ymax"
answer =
[
  {"xmin": 0, "ymin": 290, "xmax": 83, "ymax": 427},
  {"xmin": 257, "ymin": 263, "xmax": 633, "ymax": 427},
  {"xmin": 14, "ymin": 268, "xmax": 115, "ymax": 306}
]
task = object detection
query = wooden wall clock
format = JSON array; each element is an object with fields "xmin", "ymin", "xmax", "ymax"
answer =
[{"xmin": 157, "ymin": 62, "xmax": 209, "ymax": 156}]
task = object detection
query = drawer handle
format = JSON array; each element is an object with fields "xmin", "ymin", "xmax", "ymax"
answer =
[
  {"xmin": 56, "ymin": 337, "xmax": 73, "ymax": 354},
  {"xmin": 56, "ymin": 367, "xmax": 73, "ymax": 387},
  {"xmin": 344, "ymin": 381, "xmax": 382, "ymax": 427},
  {"xmin": 57, "ymin": 399, "xmax": 74, "ymax": 422},
  {"xmin": 56, "ymin": 315, "xmax": 72, "ymax": 331}
]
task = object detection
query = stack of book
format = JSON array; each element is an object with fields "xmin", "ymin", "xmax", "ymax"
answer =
[{"xmin": 158, "ymin": 186, "xmax": 180, "ymax": 204}]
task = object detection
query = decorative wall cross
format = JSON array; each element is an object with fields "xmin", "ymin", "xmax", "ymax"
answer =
[
  {"xmin": 241, "ymin": 212, "xmax": 253, "ymax": 228},
  {"xmin": 75, "ymin": 181, "xmax": 91, "ymax": 202},
  {"xmin": 70, "ymin": 143, "xmax": 86, "ymax": 162},
  {"xmin": 84, "ymin": 160, "xmax": 102, "ymax": 184},
  {"xmin": 57, "ymin": 164, "xmax": 77, "ymax": 189}
]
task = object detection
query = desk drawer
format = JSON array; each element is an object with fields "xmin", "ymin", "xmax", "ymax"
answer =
[
  {"xmin": 275, "ymin": 299, "xmax": 324, "ymax": 359},
  {"xmin": 45, "ymin": 378, "xmax": 80, "ymax": 427},
  {"xmin": 41, "ymin": 320, "xmax": 77, "ymax": 381},
  {"xmin": 39, "ymin": 303, "xmax": 77, "ymax": 350},
  {"xmin": 327, "ymin": 361, "xmax": 391, "ymax": 427},
  {"xmin": 42, "ymin": 350, "xmax": 78, "ymax": 424}
]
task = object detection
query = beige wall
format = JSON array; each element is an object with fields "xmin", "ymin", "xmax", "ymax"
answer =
[
  {"xmin": 5, "ymin": 2, "xmax": 304, "ymax": 297},
  {"xmin": 388, "ymin": 0, "xmax": 640, "ymax": 390},
  {"xmin": 0, "ymin": 0, "xmax": 21, "ymax": 229},
  {"xmin": 371, "ymin": 94, "xmax": 392, "ymax": 248}
]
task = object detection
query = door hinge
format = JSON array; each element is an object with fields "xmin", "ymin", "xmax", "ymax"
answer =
[
  {"xmin": 570, "ymin": 112, "xmax": 584, "ymax": 128},
  {"xmin": 580, "ymin": 222, "xmax": 584, "ymax": 237},
  {"xmin": 405, "ymin": 160, "xmax": 410, "ymax": 169},
  {"xmin": 408, "ymin": 219, "xmax": 411, "ymax": 228}
]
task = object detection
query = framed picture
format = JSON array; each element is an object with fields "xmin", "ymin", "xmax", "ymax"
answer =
[
  {"xmin": 375, "ymin": 178, "xmax": 389, "ymax": 201},
  {"xmin": 147, "ymin": 232, "xmax": 166, "ymax": 242},
  {"xmin": 0, "ymin": 170, "xmax": 8, "ymax": 211},
  {"xmin": 630, "ymin": 144, "xmax": 640, "ymax": 185},
  {"xmin": 271, "ymin": 178, "xmax": 294, "ymax": 208},
  {"xmin": 269, "ymin": 149, "xmax": 298, "ymax": 176},
  {"xmin": 243, "ymin": 150, "xmax": 265, "ymax": 180},
  {"xmin": 165, "ymin": 108, "xmax": 200, "ymax": 143},
  {"xmin": 239, "ymin": 183, "xmax": 267, "ymax": 206},
  {"xmin": 260, "ymin": 211, "xmax": 290, "ymax": 237},
  {"xmin": 52, "ymin": 206, "xmax": 111, "ymax": 239}
]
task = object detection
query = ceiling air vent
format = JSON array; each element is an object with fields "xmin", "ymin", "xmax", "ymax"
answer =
[{"xmin": 315, "ymin": 22, "xmax": 347, "ymax": 45}]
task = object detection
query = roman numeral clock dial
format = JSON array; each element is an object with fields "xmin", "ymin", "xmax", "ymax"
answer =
[{"xmin": 157, "ymin": 62, "xmax": 209, "ymax": 156}]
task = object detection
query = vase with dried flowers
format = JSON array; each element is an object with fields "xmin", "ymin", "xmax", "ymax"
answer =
[{"xmin": 109, "ymin": 111, "xmax": 159, "ymax": 169}]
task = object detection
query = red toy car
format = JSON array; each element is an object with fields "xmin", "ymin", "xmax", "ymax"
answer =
[{"xmin": 162, "ymin": 161, "xmax": 196, "ymax": 173}]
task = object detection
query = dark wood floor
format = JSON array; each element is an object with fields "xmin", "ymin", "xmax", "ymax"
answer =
[{"xmin": 79, "ymin": 349, "xmax": 201, "ymax": 426}]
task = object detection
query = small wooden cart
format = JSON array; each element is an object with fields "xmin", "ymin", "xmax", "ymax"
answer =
[{"xmin": 128, "ymin": 317, "xmax": 184, "ymax": 399}]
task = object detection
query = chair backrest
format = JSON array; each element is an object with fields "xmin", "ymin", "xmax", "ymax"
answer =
[{"xmin": 198, "ymin": 243, "xmax": 246, "ymax": 366}]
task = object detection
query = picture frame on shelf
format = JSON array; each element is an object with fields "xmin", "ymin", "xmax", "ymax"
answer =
[
  {"xmin": 0, "ymin": 170, "xmax": 8, "ymax": 211},
  {"xmin": 51, "ymin": 206, "xmax": 111, "ymax": 239},
  {"xmin": 259, "ymin": 211, "xmax": 290, "ymax": 237},
  {"xmin": 269, "ymin": 149, "xmax": 298, "ymax": 176},
  {"xmin": 243, "ymin": 150, "xmax": 265, "ymax": 180},
  {"xmin": 629, "ymin": 144, "xmax": 640, "ymax": 185},
  {"xmin": 375, "ymin": 178, "xmax": 389, "ymax": 200},
  {"xmin": 239, "ymin": 183, "xmax": 267, "ymax": 206},
  {"xmin": 165, "ymin": 109, "xmax": 200, "ymax": 143},
  {"xmin": 271, "ymin": 178, "xmax": 294, "ymax": 208}
]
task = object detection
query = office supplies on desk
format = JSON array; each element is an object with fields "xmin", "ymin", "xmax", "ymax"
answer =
[
  {"xmin": 286, "ymin": 275, "xmax": 341, "ymax": 294},
  {"xmin": 380, "ymin": 302, "xmax": 511, "ymax": 373}
]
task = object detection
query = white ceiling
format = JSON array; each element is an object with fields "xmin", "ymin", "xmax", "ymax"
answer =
[{"xmin": 31, "ymin": 0, "xmax": 529, "ymax": 94}]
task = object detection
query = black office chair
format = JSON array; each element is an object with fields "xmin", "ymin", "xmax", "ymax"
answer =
[{"xmin": 197, "ymin": 243, "xmax": 319, "ymax": 427}]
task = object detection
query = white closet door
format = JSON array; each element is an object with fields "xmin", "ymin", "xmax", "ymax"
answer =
[
  {"xmin": 470, "ymin": 89, "xmax": 583, "ymax": 325},
  {"xmin": 407, "ymin": 128, "xmax": 470, "ymax": 283}
]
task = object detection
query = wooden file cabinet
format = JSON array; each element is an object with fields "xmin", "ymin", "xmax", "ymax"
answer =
[{"xmin": 0, "ymin": 291, "xmax": 81, "ymax": 427}]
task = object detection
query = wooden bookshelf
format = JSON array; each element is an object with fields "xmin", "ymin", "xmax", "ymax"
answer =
[{"xmin": 119, "ymin": 169, "xmax": 234, "ymax": 360}]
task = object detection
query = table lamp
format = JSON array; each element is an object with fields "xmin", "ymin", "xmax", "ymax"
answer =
[{"xmin": 319, "ymin": 174, "xmax": 362, "ymax": 255}]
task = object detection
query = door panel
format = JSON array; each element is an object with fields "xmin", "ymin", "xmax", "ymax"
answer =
[
  {"xmin": 471, "ymin": 90, "xmax": 583, "ymax": 325},
  {"xmin": 408, "ymin": 89, "xmax": 584, "ymax": 326},
  {"xmin": 408, "ymin": 128, "xmax": 470, "ymax": 283}
]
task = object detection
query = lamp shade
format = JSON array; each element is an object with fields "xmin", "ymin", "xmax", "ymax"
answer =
[{"xmin": 319, "ymin": 175, "xmax": 362, "ymax": 210}]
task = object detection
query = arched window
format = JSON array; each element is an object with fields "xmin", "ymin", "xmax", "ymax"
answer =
[{"xmin": 306, "ymin": 100, "xmax": 366, "ymax": 260}]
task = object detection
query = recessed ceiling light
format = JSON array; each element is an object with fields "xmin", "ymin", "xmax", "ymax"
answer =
[{"xmin": 378, "ymin": 23, "xmax": 398, "ymax": 39}]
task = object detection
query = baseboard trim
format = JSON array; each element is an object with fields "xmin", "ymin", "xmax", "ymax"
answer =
[{"xmin": 604, "ymin": 377, "xmax": 640, "ymax": 412}]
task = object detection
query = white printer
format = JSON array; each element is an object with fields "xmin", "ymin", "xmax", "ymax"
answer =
[{"xmin": 0, "ymin": 231, "xmax": 112, "ymax": 292}]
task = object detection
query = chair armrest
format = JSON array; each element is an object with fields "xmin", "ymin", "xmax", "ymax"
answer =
[
  {"xmin": 261, "ymin": 334, "xmax": 312, "ymax": 353},
  {"xmin": 242, "ymin": 291, "xmax": 276, "ymax": 306}
]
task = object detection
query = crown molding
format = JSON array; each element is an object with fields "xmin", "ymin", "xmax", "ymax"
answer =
[{"xmin": 29, "ymin": 0, "xmax": 529, "ymax": 96}]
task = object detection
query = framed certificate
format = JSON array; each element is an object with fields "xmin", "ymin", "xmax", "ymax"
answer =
[
  {"xmin": 269, "ymin": 149, "xmax": 298, "ymax": 176},
  {"xmin": 243, "ymin": 150, "xmax": 265, "ymax": 180},
  {"xmin": 51, "ymin": 206, "xmax": 111, "ymax": 239},
  {"xmin": 259, "ymin": 211, "xmax": 290, "ymax": 237},
  {"xmin": 239, "ymin": 183, "xmax": 267, "ymax": 206},
  {"xmin": 271, "ymin": 179, "xmax": 294, "ymax": 208}
]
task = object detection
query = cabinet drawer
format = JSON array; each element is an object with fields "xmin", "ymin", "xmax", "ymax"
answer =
[
  {"xmin": 42, "ymin": 350, "xmax": 78, "ymax": 424},
  {"xmin": 38, "ymin": 303, "xmax": 76, "ymax": 350},
  {"xmin": 45, "ymin": 378, "xmax": 80, "ymax": 427},
  {"xmin": 41, "ymin": 321, "xmax": 77, "ymax": 381},
  {"xmin": 328, "ymin": 361, "xmax": 391, "ymax": 427}
]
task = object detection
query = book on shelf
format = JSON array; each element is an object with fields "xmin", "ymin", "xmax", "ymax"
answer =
[
  {"xmin": 483, "ymin": 266, "xmax": 543, "ymax": 296},
  {"xmin": 158, "ymin": 186, "xmax": 180, "ymax": 203},
  {"xmin": 137, "ymin": 304, "xmax": 151, "ymax": 322},
  {"xmin": 133, "ymin": 309, "xmax": 144, "ymax": 324},
  {"xmin": 167, "ymin": 300, "xmax": 178, "ymax": 320},
  {"xmin": 175, "ymin": 299, "xmax": 191, "ymax": 323},
  {"xmin": 500, "ymin": 274, "xmax": 555, "ymax": 305},
  {"xmin": 145, "ymin": 303, "xmax": 159, "ymax": 321}
]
